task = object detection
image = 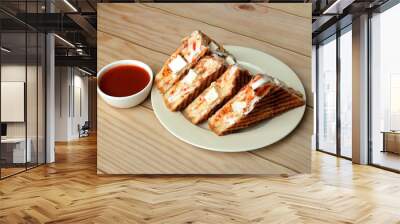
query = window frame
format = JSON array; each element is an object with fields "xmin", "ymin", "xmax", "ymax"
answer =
[
  {"xmin": 367, "ymin": 0, "xmax": 400, "ymax": 173},
  {"xmin": 315, "ymin": 24, "xmax": 353, "ymax": 160},
  {"xmin": 0, "ymin": 0, "xmax": 48, "ymax": 180}
]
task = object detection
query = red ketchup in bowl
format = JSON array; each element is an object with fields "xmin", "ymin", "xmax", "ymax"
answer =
[{"xmin": 99, "ymin": 65, "xmax": 150, "ymax": 97}]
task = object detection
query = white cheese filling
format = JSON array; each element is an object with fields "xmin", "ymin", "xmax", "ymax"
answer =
[
  {"xmin": 232, "ymin": 101, "xmax": 247, "ymax": 113},
  {"xmin": 203, "ymin": 58, "xmax": 220, "ymax": 73},
  {"xmin": 187, "ymin": 49, "xmax": 200, "ymax": 63},
  {"xmin": 186, "ymin": 37, "xmax": 202, "ymax": 62},
  {"xmin": 188, "ymin": 37, "xmax": 200, "ymax": 51},
  {"xmin": 224, "ymin": 117, "xmax": 236, "ymax": 125},
  {"xmin": 168, "ymin": 87, "xmax": 191, "ymax": 103},
  {"xmin": 182, "ymin": 69, "xmax": 198, "ymax": 85},
  {"xmin": 168, "ymin": 92, "xmax": 181, "ymax": 102},
  {"xmin": 251, "ymin": 76, "xmax": 272, "ymax": 90},
  {"xmin": 168, "ymin": 55, "xmax": 187, "ymax": 74},
  {"xmin": 228, "ymin": 66, "xmax": 239, "ymax": 78},
  {"xmin": 204, "ymin": 87, "xmax": 219, "ymax": 103},
  {"xmin": 246, "ymin": 96, "xmax": 261, "ymax": 115}
]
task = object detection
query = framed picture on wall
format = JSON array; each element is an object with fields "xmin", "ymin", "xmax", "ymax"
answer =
[{"xmin": 1, "ymin": 81, "xmax": 25, "ymax": 122}]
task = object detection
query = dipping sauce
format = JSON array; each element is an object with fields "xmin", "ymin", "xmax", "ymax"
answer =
[{"xmin": 99, "ymin": 65, "xmax": 150, "ymax": 97}]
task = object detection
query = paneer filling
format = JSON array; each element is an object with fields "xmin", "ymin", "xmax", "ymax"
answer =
[
  {"xmin": 204, "ymin": 87, "xmax": 219, "ymax": 103},
  {"xmin": 168, "ymin": 55, "xmax": 187, "ymax": 75},
  {"xmin": 166, "ymin": 57, "xmax": 223, "ymax": 106},
  {"xmin": 182, "ymin": 69, "xmax": 198, "ymax": 85},
  {"xmin": 232, "ymin": 101, "xmax": 247, "ymax": 113},
  {"xmin": 219, "ymin": 75, "xmax": 273, "ymax": 125}
]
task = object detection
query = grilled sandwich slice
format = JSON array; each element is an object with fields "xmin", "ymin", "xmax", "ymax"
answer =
[
  {"xmin": 208, "ymin": 74, "xmax": 305, "ymax": 136},
  {"xmin": 183, "ymin": 65, "xmax": 252, "ymax": 124},
  {"xmin": 163, "ymin": 55, "xmax": 226, "ymax": 111},
  {"xmin": 155, "ymin": 30, "xmax": 225, "ymax": 94}
]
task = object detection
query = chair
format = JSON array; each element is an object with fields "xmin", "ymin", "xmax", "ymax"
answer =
[{"xmin": 79, "ymin": 121, "xmax": 90, "ymax": 138}]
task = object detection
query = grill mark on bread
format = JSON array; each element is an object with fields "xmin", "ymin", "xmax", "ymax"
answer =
[
  {"xmin": 155, "ymin": 31, "xmax": 225, "ymax": 94},
  {"xmin": 163, "ymin": 56, "xmax": 226, "ymax": 111},
  {"xmin": 208, "ymin": 75, "xmax": 305, "ymax": 136},
  {"xmin": 183, "ymin": 66, "xmax": 252, "ymax": 124}
]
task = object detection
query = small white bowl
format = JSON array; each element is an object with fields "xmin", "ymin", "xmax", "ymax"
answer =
[{"xmin": 97, "ymin": 60, "xmax": 153, "ymax": 108}]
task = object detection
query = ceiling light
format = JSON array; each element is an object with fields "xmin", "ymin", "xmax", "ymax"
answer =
[
  {"xmin": 323, "ymin": 0, "xmax": 354, "ymax": 15},
  {"xmin": 54, "ymin": 34, "xmax": 75, "ymax": 48},
  {"xmin": 1, "ymin": 47, "xmax": 11, "ymax": 53},
  {"xmin": 63, "ymin": 0, "xmax": 78, "ymax": 12},
  {"xmin": 76, "ymin": 48, "xmax": 85, "ymax": 55},
  {"xmin": 78, "ymin": 67, "xmax": 93, "ymax": 76}
]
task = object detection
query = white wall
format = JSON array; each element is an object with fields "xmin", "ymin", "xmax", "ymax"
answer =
[
  {"xmin": 1, "ymin": 65, "xmax": 35, "ymax": 138},
  {"xmin": 55, "ymin": 66, "xmax": 69, "ymax": 141},
  {"xmin": 1, "ymin": 63, "xmax": 46, "ymax": 164},
  {"xmin": 73, "ymin": 73, "xmax": 89, "ymax": 138},
  {"xmin": 54, "ymin": 67, "xmax": 89, "ymax": 141},
  {"xmin": 372, "ymin": 5, "xmax": 400, "ymax": 131},
  {"xmin": 370, "ymin": 4, "xmax": 400, "ymax": 160}
]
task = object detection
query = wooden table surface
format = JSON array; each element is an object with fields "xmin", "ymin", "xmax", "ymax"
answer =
[{"xmin": 97, "ymin": 3, "xmax": 312, "ymax": 175}]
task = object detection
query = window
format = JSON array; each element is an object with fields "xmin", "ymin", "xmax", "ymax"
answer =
[
  {"xmin": 317, "ymin": 35, "xmax": 337, "ymax": 154},
  {"xmin": 370, "ymin": 2, "xmax": 400, "ymax": 171},
  {"xmin": 390, "ymin": 74, "xmax": 400, "ymax": 130},
  {"xmin": 316, "ymin": 26, "xmax": 353, "ymax": 158},
  {"xmin": 339, "ymin": 27, "xmax": 352, "ymax": 158},
  {"xmin": 0, "ymin": 2, "xmax": 47, "ymax": 179}
]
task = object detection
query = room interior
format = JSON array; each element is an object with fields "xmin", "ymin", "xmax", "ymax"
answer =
[
  {"xmin": 0, "ymin": 0, "xmax": 400, "ymax": 222},
  {"xmin": 313, "ymin": 1, "xmax": 400, "ymax": 172},
  {"xmin": 0, "ymin": 30, "xmax": 46, "ymax": 177}
]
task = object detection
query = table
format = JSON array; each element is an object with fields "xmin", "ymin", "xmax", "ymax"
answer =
[
  {"xmin": 1, "ymin": 138, "xmax": 31, "ymax": 164},
  {"xmin": 97, "ymin": 3, "xmax": 312, "ymax": 175},
  {"xmin": 381, "ymin": 131, "xmax": 400, "ymax": 154}
]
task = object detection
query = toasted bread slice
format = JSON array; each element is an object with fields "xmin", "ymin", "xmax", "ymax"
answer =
[
  {"xmin": 155, "ymin": 30, "xmax": 225, "ymax": 94},
  {"xmin": 208, "ymin": 74, "xmax": 305, "ymax": 135},
  {"xmin": 163, "ymin": 56, "xmax": 226, "ymax": 111},
  {"xmin": 183, "ymin": 65, "xmax": 252, "ymax": 124}
]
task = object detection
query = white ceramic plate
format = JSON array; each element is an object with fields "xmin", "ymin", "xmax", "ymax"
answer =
[{"xmin": 151, "ymin": 45, "xmax": 306, "ymax": 152}]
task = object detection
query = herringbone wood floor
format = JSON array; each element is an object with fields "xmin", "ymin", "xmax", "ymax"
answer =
[{"xmin": 1, "ymin": 134, "xmax": 400, "ymax": 224}]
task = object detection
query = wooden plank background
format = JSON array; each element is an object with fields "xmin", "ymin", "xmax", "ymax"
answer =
[{"xmin": 97, "ymin": 3, "xmax": 312, "ymax": 175}]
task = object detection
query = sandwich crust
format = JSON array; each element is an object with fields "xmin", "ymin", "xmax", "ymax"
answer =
[
  {"xmin": 155, "ymin": 30, "xmax": 225, "ymax": 94},
  {"xmin": 208, "ymin": 74, "xmax": 305, "ymax": 135},
  {"xmin": 183, "ymin": 65, "xmax": 252, "ymax": 124},
  {"xmin": 163, "ymin": 56, "xmax": 226, "ymax": 112}
]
